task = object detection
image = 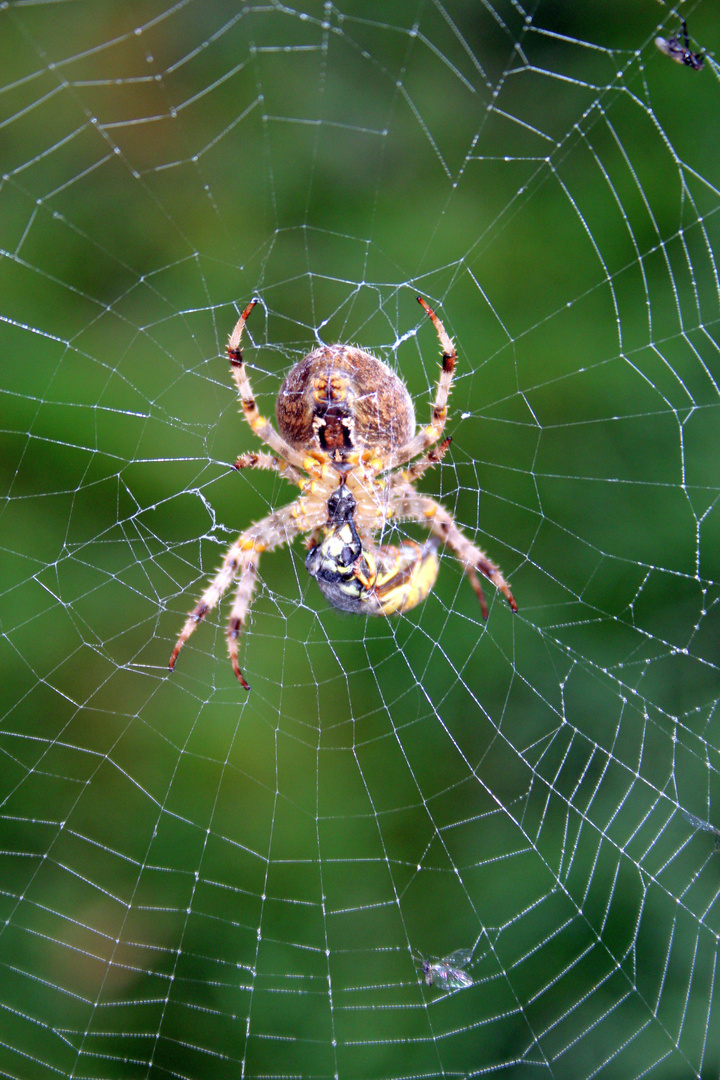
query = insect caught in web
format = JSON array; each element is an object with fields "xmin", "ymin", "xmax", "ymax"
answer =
[
  {"xmin": 419, "ymin": 948, "xmax": 474, "ymax": 990},
  {"xmin": 655, "ymin": 18, "xmax": 704, "ymax": 70},
  {"xmin": 681, "ymin": 809, "xmax": 720, "ymax": 845},
  {"xmin": 169, "ymin": 297, "xmax": 517, "ymax": 689}
]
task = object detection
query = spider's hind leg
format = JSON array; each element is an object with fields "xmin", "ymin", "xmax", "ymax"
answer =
[
  {"xmin": 395, "ymin": 490, "xmax": 517, "ymax": 617},
  {"xmin": 225, "ymin": 549, "xmax": 261, "ymax": 689},
  {"xmin": 169, "ymin": 503, "xmax": 303, "ymax": 688},
  {"xmin": 169, "ymin": 548, "xmax": 245, "ymax": 678}
]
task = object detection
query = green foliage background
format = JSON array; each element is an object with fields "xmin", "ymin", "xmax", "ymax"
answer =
[{"xmin": 1, "ymin": 2, "xmax": 719, "ymax": 1078}]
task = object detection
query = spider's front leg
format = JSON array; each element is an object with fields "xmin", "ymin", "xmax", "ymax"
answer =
[
  {"xmin": 169, "ymin": 503, "xmax": 303, "ymax": 689},
  {"xmin": 384, "ymin": 297, "xmax": 457, "ymax": 470},
  {"xmin": 227, "ymin": 301, "xmax": 309, "ymax": 471},
  {"xmin": 396, "ymin": 490, "xmax": 517, "ymax": 618}
]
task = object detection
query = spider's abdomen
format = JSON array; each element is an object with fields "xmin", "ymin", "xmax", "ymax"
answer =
[{"xmin": 276, "ymin": 345, "xmax": 415, "ymax": 459}]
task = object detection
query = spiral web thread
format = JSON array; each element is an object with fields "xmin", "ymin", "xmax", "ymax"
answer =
[{"xmin": 1, "ymin": 3, "xmax": 719, "ymax": 1078}]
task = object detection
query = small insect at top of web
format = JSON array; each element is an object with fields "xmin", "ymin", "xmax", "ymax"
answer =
[
  {"xmin": 655, "ymin": 18, "xmax": 704, "ymax": 70},
  {"xmin": 419, "ymin": 948, "xmax": 474, "ymax": 990}
]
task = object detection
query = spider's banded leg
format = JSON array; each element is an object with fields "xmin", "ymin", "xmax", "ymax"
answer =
[
  {"xmin": 381, "ymin": 298, "xmax": 457, "ymax": 471},
  {"xmin": 227, "ymin": 302, "xmax": 309, "ymax": 471},
  {"xmin": 169, "ymin": 552, "xmax": 240, "ymax": 675},
  {"xmin": 397, "ymin": 491, "xmax": 517, "ymax": 617},
  {"xmin": 169, "ymin": 504, "xmax": 304, "ymax": 687},
  {"xmin": 234, "ymin": 450, "xmax": 306, "ymax": 489},
  {"xmin": 417, "ymin": 295, "xmax": 456, "ymax": 443},
  {"xmin": 225, "ymin": 551, "xmax": 260, "ymax": 689},
  {"xmin": 398, "ymin": 437, "xmax": 452, "ymax": 486}
]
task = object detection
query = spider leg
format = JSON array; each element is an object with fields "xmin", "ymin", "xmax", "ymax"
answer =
[
  {"xmin": 234, "ymin": 450, "xmax": 306, "ymax": 489},
  {"xmin": 382, "ymin": 297, "xmax": 457, "ymax": 470},
  {"xmin": 226, "ymin": 551, "xmax": 260, "ymax": 689},
  {"xmin": 399, "ymin": 437, "xmax": 452, "ymax": 486},
  {"xmin": 395, "ymin": 490, "xmax": 517, "ymax": 617},
  {"xmin": 227, "ymin": 301, "xmax": 310, "ymax": 471},
  {"xmin": 170, "ymin": 555, "xmax": 240, "ymax": 677},
  {"xmin": 304, "ymin": 526, "xmax": 322, "ymax": 551},
  {"xmin": 169, "ymin": 503, "xmax": 304, "ymax": 688}
]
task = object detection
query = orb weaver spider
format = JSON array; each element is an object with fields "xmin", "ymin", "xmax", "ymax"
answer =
[{"xmin": 169, "ymin": 298, "xmax": 516, "ymax": 688}]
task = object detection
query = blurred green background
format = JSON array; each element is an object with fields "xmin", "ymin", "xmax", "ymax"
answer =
[{"xmin": 1, "ymin": 2, "xmax": 720, "ymax": 1077}]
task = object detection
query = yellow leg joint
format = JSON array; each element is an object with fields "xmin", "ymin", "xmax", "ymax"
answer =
[{"xmin": 239, "ymin": 538, "xmax": 265, "ymax": 552}]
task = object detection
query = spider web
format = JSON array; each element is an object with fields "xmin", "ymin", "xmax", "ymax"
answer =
[{"xmin": 1, "ymin": 2, "xmax": 719, "ymax": 1077}]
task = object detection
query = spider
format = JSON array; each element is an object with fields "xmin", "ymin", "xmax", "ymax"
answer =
[
  {"xmin": 655, "ymin": 18, "xmax": 704, "ymax": 70},
  {"xmin": 169, "ymin": 297, "xmax": 517, "ymax": 689}
]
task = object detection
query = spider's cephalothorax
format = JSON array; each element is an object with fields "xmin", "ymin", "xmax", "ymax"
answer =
[{"xmin": 169, "ymin": 297, "xmax": 517, "ymax": 689}]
